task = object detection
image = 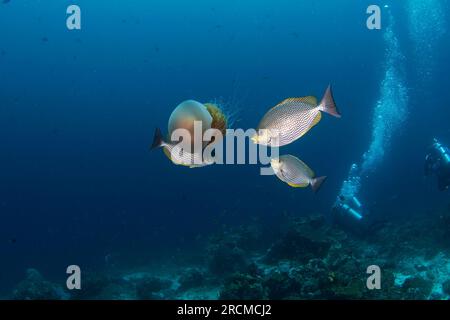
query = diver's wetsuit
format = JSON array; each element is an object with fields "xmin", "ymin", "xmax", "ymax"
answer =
[{"xmin": 425, "ymin": 141, "xmax": 450, "ymax": 191}]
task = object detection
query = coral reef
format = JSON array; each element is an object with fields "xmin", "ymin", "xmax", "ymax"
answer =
[
  {"xmin": 9, "ymin": 211, "xmax": 450, "ymax": 300},
  {"xmin": 442, "ymin": 280, "xmax": 450, "ymax": 296},
  {"xmin": 12, "ymin": 269, "xmax": 66, "ymax": 300},
  {"xmin": 264, "ymin": 215, "xmax": 340, "ymax": 263},
  {"xmin": 214, "ymin": 213, "xmax": 449, "ymax": 300},
  {"xmin": 68, "ymin": 271, "xmax": 110, "ymax": 300},
  {"xmin": 135, "ymin": 276, "xmax": 172, "ymax": 300},
  {"xmin": 401, "ymin": 276, "xmax": 432, "ymax": 300},
  {"xmin": 205, "ymin": 225, "xmax": 262, "ymax": 277},
  {"xmin": 177, "ymin": 268, "xmax": 206, "ymax": 291},
  {"xmin": 219, "ymin": 273, "xmax": 267, "ymax": 300}
]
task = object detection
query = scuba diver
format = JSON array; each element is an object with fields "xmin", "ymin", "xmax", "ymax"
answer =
[
  {"xmin": 331, "ymin": 164, "xmax": 366, "ymax": 233},
  {"xmin": 424, "ymin": 138, "xmax": 450, "ymax": 191},
  {"xmin": 331, "ymin": 194, "xmax": 365, "ymax": 234},
  {"xmin": 331, "ymin": 194, "xmax": 390, "ymax": 236},
  {"xmin": 333, "ymin": 195, "xmax": 364, "ymax": 221}
]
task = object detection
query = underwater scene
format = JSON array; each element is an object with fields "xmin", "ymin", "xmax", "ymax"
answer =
[{"xmin": 0, "ymin": 0, "xmax": 449, "ymax": 301}]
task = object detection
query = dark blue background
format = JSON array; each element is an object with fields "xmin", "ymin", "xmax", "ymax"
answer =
[{"xmin": 0, "ymin": 0, "xmax": 448, "ymax": 295}]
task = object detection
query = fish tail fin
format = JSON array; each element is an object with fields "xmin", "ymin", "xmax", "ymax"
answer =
[
  {"xmin": 150, "ymin": 128, "xmax": 164, "ymax": 150},
  {"xmin": 311, "ymin": 176, "xmax": 327, "ymax": 193},
  {"xmin": 319, "ymin": 85, "xmax": 341, "ymax": 118}
]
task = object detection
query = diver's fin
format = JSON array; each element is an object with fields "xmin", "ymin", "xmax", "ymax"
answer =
[
  {"xmin": 150, "ymin": 128, "xmax": 164, "ymax": 150},
  {"xmin": 311, "ymin": 176, "xmax": 327, "ymax": 193},
  {"xmin": 319, "ymin": 85, "xmax": 340, "ymax": 118}
]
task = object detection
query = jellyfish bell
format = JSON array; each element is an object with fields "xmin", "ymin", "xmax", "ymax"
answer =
[
  {"xmin": 167, "ymin": 99, "xmax": 229, "ymax": 150},
  {"xmin": 168, "ymin": 100, "xmax": 212, "ymax": 148},
  {"xmin": 168, "ymin": 100, "xmax": 213, "ymax": 136}
]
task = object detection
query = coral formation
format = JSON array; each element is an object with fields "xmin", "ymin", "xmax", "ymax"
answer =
[
  {"xmin": 69, "ymin": 272, "xmax": 110, "ymax": 300},
  {"xmin": 442, "ymin": 280, "xmax": 450, "ymax": 296},
  {"xmin": 219, "ymin": 273, "xmax": 267, "ymax": 300},
  {"xmin": 12, "ymin": 269, "xmax": 66, "ymax": 300},
  {"xmin": 177, "ymin": 268, "xmax": 206, "ymax": 291},
  {"xmin": 135, "ymin": 276, "xmax": 172, "ymax": 300},
  {"xmin": 401, "ymin": 276, "xmax": 432, "ymax": 300},
  {"xmin": 205, "ymin": 226, "xmax": 258, "ymax": 276},
  {"xmin": 264, "ymin": 215, "xmax": 338, "ymax": 263},
  {"xmin": 9, "ymin": 211, "xmax": 450, "ymax": 300}
]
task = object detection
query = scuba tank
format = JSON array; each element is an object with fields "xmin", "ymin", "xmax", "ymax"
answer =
[{"xmin": 433, "ymin": 138, "xmax": 450, "ymax": 164}]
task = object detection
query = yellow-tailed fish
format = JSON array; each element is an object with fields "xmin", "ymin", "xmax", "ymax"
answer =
[
  {"xmin": 270, "ymin": 155, "xmax": 327, "ymax": 193},
  {"xmin": 252, "ymin": 85, "xmax": 340, "ymax": 147},
  {"xmin": 151, "ymin": 128, "xmax": 213, "ymax": 168}
]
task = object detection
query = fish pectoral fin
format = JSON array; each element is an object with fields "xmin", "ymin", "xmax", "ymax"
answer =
[{"xmin": 287, "ymin": 182, "xmax": 309, "ymax": 188}]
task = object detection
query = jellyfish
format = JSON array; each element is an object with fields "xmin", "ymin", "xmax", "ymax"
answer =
[
  {"xmin": 152, "ymin": 99, "xmax": 235, "ymax": 167},
  {"xmin": 168, "ymin": 100, "xmax": 212, "ymax": 142},
  {"xmin": 167, "ymin": 99, "xmax": 229, "ymax": 150}
]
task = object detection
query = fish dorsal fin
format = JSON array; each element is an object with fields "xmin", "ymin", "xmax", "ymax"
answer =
[
  {"xmin": 288, "ymin": 182, "xmax": 309, "ymax": 188},
  {"xmin": 258, "ymin": 96, "xmax": 318, "ymax": 130},
  {"xmin": 275, "ymin": 96, "xmax": 318, "ymax": 108}
]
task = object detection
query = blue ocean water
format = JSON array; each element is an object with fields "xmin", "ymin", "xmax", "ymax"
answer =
[{"xmin": 0, "ymin": 0, "xmax": 449, "ymax": 299}]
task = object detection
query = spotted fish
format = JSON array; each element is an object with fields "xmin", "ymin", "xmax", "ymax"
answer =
[
  {"xmin": 252, "ymin": 85, "xmax": 340, "ymax": 147},
  {"xmin": 270, "ymin": 155, "xmax": 327, "ymax": 193},
  {"xmin": 151, "ymin": 128, "xmax": 213, "ymax": 168}
]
